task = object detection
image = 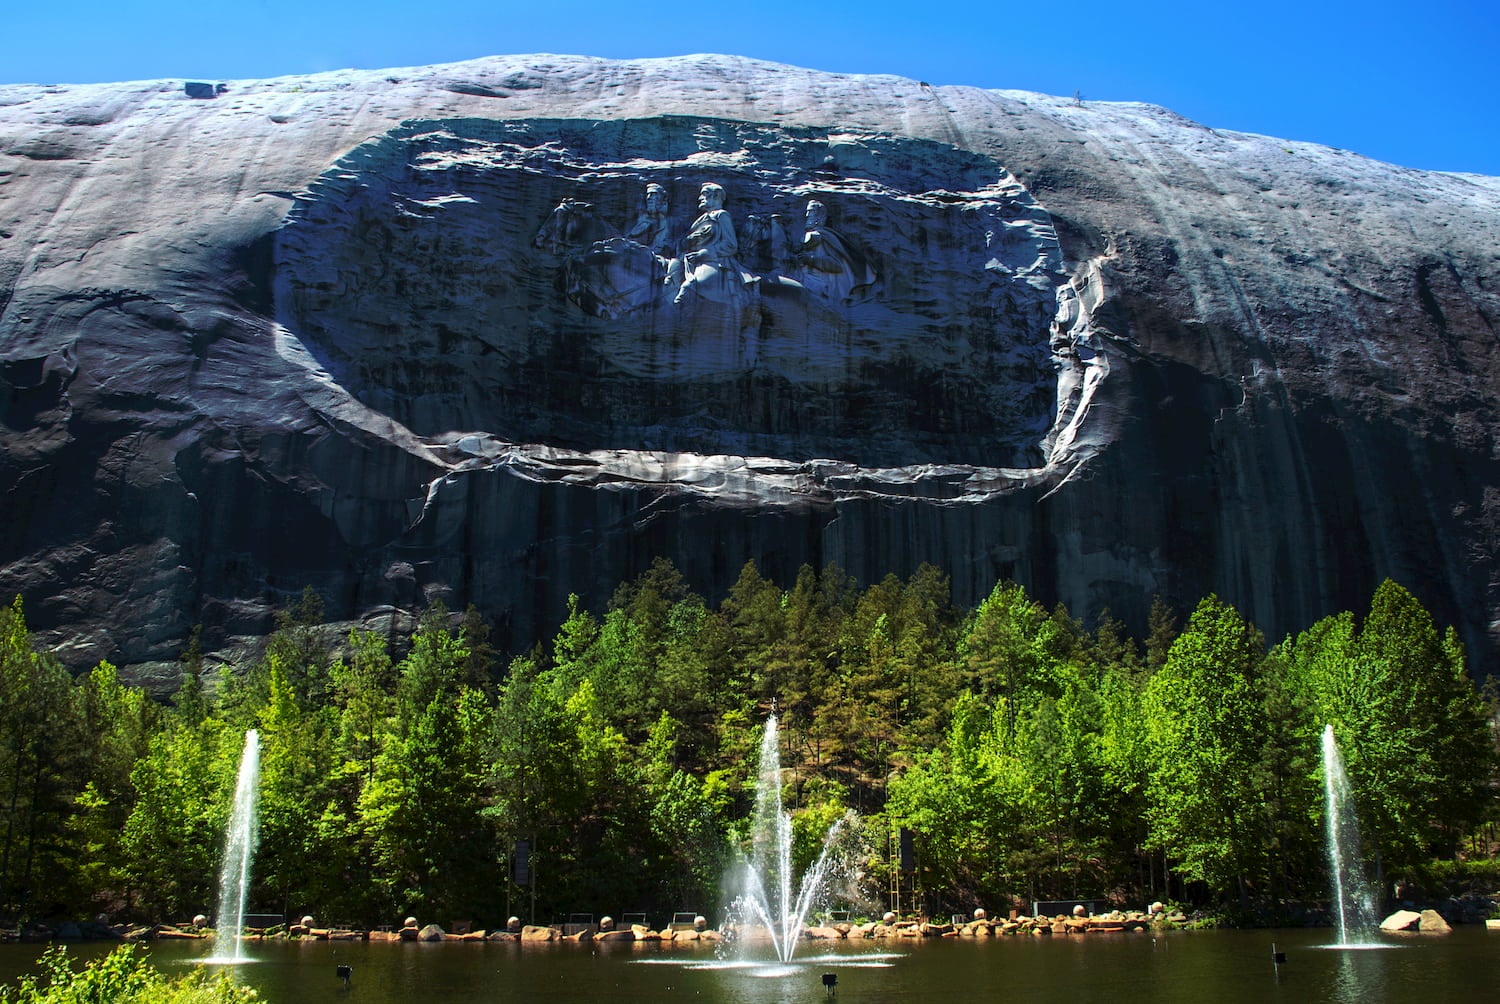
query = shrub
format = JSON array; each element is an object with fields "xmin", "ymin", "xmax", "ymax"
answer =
[{"xmin": 0, "ymin": 945, "xmax": 259, "ymax": 1004}]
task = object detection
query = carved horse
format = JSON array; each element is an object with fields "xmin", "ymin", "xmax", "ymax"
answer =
[
  {"xmin": 531, "ymin": 199, "xmax": 615, "ymax": 255},
  {"xmin": 533, "ymin": 199, "xmax": 669, "ymax": 319},
  {"xmin": 740, "ymin": 213, "xmax": 792, "ymax": 274}
]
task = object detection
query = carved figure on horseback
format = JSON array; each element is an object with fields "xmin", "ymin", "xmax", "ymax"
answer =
[{"xmin": 533, "ymin": 182, "xmax": 877, "ymax": 321}]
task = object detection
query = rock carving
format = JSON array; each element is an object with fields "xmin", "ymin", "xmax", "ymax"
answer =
[
  {"xmin": 623, "ymin": 182, "xmax": 671, "ymax": 254},
  {"xmin": 741, "ymin": 213, "xmax": 792, "ymax": 274},
  {"xmin": 535, "ymin": 182, "xmax": 884, "ymax": 322},
  {"xmin": 532, "ymin": 191, "xmax": 668, "ymax": 319},
  {"xmin": 791, "ymin": 199, "xmax": 876, "ymax": 303},
  {"xmin": 669, "ymin": 182, "xmax": 751, "ymax": 305}
]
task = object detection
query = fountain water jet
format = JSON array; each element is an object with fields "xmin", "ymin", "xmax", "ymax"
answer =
[
  {"xmin": 1322, "ymin": 724, "xmax": 1378, "ymax": 946},
  {"xmin": 209, "ymin": 729, "xmax": 261, "ymax": 963},
  {"xmin": 736, "ymin": 716, "xmax": 853, "ymax": 964}
]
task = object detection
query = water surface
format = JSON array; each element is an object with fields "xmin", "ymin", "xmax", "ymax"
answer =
[{"xmin": 4, "ymin": 927, "xmax": 1495, "ymax": 1003}]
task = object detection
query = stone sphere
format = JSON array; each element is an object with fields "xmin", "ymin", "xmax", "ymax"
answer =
[
  {"xmin": 973, "ymin": 908, "xmax": 987, "ymax": 921},
  {"xmin": 507, "ymin": 916, "xmax": 522, "ymax": 932},
  {"xmin": 1072, "ymin": 905, "xmax": 1087, "ymax": 917},
  {"xmin": 599, "ymin": 916, "xmax": 614, "ymax": 931},
  {"xmin": 300, "ymin": 915, "xmax": 315, "ymax": 927},
  {"xmin": 693, "ymin": 915, "xmax": 708, "ymax": 931},
  {"xmin": 1149, "ymin": 901, "xmax": 1164, "ymax": 915},
  {"xmin": 192, "ymin": 914, "xmax": 208, "ymax": 928},
  {"xmin": 403, "ymin": 917, "xmax": 418, "ymax": 929},
  {"xmin": 882, "ymin": 911, "xmax": 897, "ymax": 924}
]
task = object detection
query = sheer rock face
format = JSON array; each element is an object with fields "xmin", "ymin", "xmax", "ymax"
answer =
[{"xmin": 0, "ymin": 55, "xmax": 1496, "ymax": 685}]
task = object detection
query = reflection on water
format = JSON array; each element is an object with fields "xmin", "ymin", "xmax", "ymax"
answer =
[
  {"xmin": 2, "ymin": 928, "xmax": 1496, "ymax": 1003},
  {"xmin": 1332, "ymin": 944, "xmax": 1388, "ymax": 1004}
]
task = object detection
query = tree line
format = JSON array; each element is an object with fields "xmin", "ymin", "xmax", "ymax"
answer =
[{"xmin": 0, "ymin": 561, "xmax": 1493, "ymax": 929}]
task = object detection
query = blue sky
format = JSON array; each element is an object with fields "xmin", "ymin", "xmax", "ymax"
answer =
[{"xmin": 8, "ymin": 0, "xmax": 1498, "ymax": 175}]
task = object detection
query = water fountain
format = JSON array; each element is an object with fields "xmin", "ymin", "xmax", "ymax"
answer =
[
  {"xmin": 209, "ymin": 729, "xmax": 261, "ymax": 963},
  {"xmin": 735, "ymin": 716, "xmax": 853, "ymax": 964},
  {"xmin": 1322, "ymin": 724, "xmax": 1378, "ymax": 947}
]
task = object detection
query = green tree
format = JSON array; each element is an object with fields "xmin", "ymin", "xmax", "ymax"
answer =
[
  {"xmin": 641, "ymin": 712, "xmax": 729, "ymax": 908},
  {"xmin": 1094, "ymin": 648, "xmax": 1157, "ymax": 896},
  {"xmin": 122, "ymin": 719, "xmax": 236, "ymax": 920},
  {"xmin": 357, "ymin": 607, "xmax": 496, "ymax": 920},
  {"xmin": 887, "ymin": 693, "xmax": 1026, "ymax": 907},
  {"xmin": 330, "ymin": 629, "xmax": 394, "ymax": 786},
  {"xmin": 255, "ymin": 654, "xmax": 343, "ymax": 920},
  {"xmin": 958, "ymin": 582, "xmax": 1062, "ymax": 738},
  {"xmin": 174, "ymin": 627, "xmax": 210, "ymax": 726},
  {"xmin": 1143, "ymin": 594, "xmax": 1268, "ymax": 903},
  {"xmin": 0, "ymin": 598, "xmax": 86, "ymax": 923},
  {"xmin": 1286, "ymin": 580, "xmax": 1496, "ymax": 882},
  {"xmin": 63, "ymin": 661, "xmax": 157, "ymax": 911}
]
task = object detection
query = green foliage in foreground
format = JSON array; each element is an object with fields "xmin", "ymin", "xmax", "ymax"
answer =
[
  {"xmin": 0, "ymin": 567, "xmax": 1494, "ymax": 926},
  {"xmin": 0, "ymin": 946, "xmax": 258, "ymax": 1004}
]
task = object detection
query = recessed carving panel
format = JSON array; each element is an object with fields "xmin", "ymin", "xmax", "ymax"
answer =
[{"xmin": 275, "ymin": 117, "xmax": 1065, "ymax": 467}]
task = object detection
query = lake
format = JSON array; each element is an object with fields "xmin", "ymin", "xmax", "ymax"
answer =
[{"xmin": 4, "ymin": 927, "xmax": 1496, "ymax": 1003}]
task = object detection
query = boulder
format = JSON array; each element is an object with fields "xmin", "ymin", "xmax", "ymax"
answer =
[
  {"xmin": 595, "ymin": 929, "xmax": 636, "ymax": 943},
  {"xmin": 521, "ymin": 925, "xmax": 556, "ymax": 942},
  {"xmin": 1418, "ymin": 910, "xmax": 1452, "ymax": 934},
  {"xmin": 155, "ymin": 927, "xmax": 202, "ymax": 940},
  {"xmin": 418, "ymin": 924, "xmax": 445, "ymax": 942},
  {"xmin": 487, "ymin": 931, "xmax": 519, "ymax": 942},
  {"xmin": 1380, "ymin": 910, "xmax": 1422, "ymax": 932}
]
